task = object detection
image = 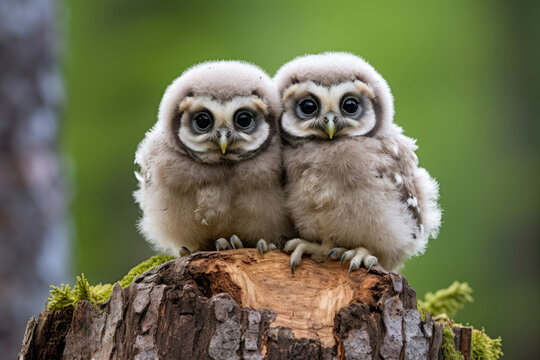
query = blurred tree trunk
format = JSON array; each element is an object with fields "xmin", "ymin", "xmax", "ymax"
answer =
[{"xmin": 0, "ymin": 0, "xmax": 68, "ymax": 356}]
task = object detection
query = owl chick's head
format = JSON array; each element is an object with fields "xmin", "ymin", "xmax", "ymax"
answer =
[
  {"xmin": 274, "ymin": 52, "xmax": 394, "ymax": 142},
  {"xmin": 157, "ymin": 61, "xmax": 281, "ymax": 164}
]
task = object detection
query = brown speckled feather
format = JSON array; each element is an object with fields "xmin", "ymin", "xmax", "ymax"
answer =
[{"xmin": 378, "ymin": 135, "xmax": 423, "ymax": 234}]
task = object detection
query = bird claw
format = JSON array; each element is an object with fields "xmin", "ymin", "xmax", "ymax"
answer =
[
  {"xmin": 229, "ymin": 235, "xmax": 243, "ymax": 250},
  {"xmin": 367, "ymin": 257, "xmax": 376, "ymax": 273},
  {"xmin": 290, "ymin": 257, "xmax": 296, "ymax": 275},
  {"xmin": 179, "ymin": 246, "xmax": 191, "ymax": 257},
  {"xmin": 257, "ymin": 239, "xmax": 268, "ymax": 256},
  {"xmin": 348, "ymin": 259, "xmax": 358, "ymax": 274},
  {"xmin": 340, "ymin": 253, "xmax": 347, "ymax": 265},
  {"xmin": 326, "ymin": 247, "xmax": 346, "ymax": 262},
  {"xmin": 326, "ymin": 248, "xmax": 337, "ymax": 263},
  {"xmin": 215, "ymin": 238, "xmax": 231, "ymax": 251},
  {"xmin": 257, "ymin": 239, "xmax": 277, "ymax": 256}
]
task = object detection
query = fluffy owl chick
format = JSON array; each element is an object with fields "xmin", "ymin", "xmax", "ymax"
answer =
[
  {"xmin": 134, "ymin": 61, "xmax": 292, "ymax": 256},
  {"xmin": 274, "ymin": 52, "xmax": 442, "ymax": 273}
]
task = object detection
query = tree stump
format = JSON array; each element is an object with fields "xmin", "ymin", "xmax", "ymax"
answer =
[{"xmin": 19, "ymin": 250, "xmax": 470, "ymax": 359}]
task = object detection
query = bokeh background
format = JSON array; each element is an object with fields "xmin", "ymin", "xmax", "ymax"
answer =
[{"xmin": 2, "ymin": 0, "xmax": 539, "ymax": 357}]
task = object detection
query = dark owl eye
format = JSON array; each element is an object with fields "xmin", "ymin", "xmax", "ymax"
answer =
[
  {"xmin": 341, "ymin": 97, "xmax": 361, "ymax": 116},
  {"xmin": 193, "ymin": 112, "xmax": 213, "ymax": 131},
  {"xmin": 296, "ymin": 98, "xmax": 319, "ymax": 118},
  {"xmin": 235, "ymin": 111, "xmax": 253, "ymax": 129}
]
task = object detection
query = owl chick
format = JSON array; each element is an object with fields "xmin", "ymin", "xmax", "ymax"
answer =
[
  {"xmin": 275, "ymin": 52, "xmax": 442, "ymax": 273},
  {"xmin": 134, "ymin": 61, "xmax": 292, "ymax": 256}
]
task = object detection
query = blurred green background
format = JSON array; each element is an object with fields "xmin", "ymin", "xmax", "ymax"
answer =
[{"xmin": 61, "ymin": 0, "xmax": 539, "ymax": 357}]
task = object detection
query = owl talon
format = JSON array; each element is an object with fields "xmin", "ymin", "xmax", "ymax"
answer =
[
  {"xmin": 257, "ymin": 239, "xmax": 268, "ymax": 256},
  {"xmin": 230, "ymin": 235, "xmax": 243, "ymax": 250},
  {"xmin": 290, "ymin": 257, "xmax": 296, "ymax": 275},
  {"xmin": 367, "ymin": 258, "xmax": 376, "ymax": 273},
  {"xmin": 340, "ymin": 253, "xmax": 347, "ymax": 265},
  {"xmin": 365, "ymin": 255, "xmax": 378, "ymax": 272},
  {"xmin": 326, "ymin": 248, "xmax": 337, "ymax": 263},
  {"xmin": 327, "ymin": 247, "xmax": 346, "ymax": 262},
  {"xmin": 340, "ymin": 250, "xmax": 355, "ymax": 266},
  {"xmin": 215, "ymin": 238, "xmax": 231, "ymax": 251},
  {"xmin": 348, "ymin": 259, "xmax": 359, "ymax": 274},
  {"xmin": 179, "ymin": 246, "xmax": 191, "ymax": 257}
]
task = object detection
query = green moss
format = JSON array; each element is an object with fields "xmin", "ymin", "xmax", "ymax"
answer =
[
  {"xmin": 418, "ymin": 282, "xmax": 502, "ymax": 360},
  {"xmin": 74, "ymin": 274, "xmax": 92, "ymax": 303},
  {"xmin": 422, "ymin": 281, "xmax": 473, "ymax": 318},
  {"xmin": 48, "ymin": 284, "xmax": 75, "ymax": 310},
  {"xmin": 90, "ymin": 283, "xmax": 114, "ymax": 304},
  {"xmin": 471, "ymin": 327, "xmax": 503, "ymax": 360},
  {"xmin": 47, "ymin": 255, "xmax": 174, "ymax": 311},
  {"xmin": 417, "ymin": 281, "xmax": 472, "ymax": 321},
  {"xmin": 440, "ymin": 322, "xmax": 503, "ymax": 360},
  {"xmin": 442, "ymin": 323, "xmax": 465, "ymax": 360},
  {"xmin": 118, "ymin": 255, "xmax": 175, "ymax": 288},
  {"xmin": 417, "ymin": 299, "xmax": 428, "ymax": 322}
]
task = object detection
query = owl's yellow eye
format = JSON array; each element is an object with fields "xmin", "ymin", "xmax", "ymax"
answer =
[
  {"xmin": 235, "ymin": 111, "xmax": 254, "ymax": 129},
  {"xmin": 296, "ymin": 98, "xmax": 319, "ymax": 118},
  {"xmin": 341, "ymin": 97, "xmax": 361, "ymax": 116},
  {"xmin": 193, "ymin": 112, "xmax": 213, "ymax": 131}
]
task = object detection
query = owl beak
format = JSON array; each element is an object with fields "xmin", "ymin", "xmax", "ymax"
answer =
[
  {"xmin": 218, "ymin": 132, "xmax": 228, "ymax": 154},
  {"xmin": 324, "ymin": 115, "xmax": 336, "ymax": 140}
]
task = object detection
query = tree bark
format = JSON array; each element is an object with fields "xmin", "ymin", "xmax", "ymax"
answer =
[
  {"xmin": 19, "ymin": 250, "xmax": 470, "ymax": 359},
  {"xmin": 0, "ymin": 0, "xmax": 68, "ymax": 357}
]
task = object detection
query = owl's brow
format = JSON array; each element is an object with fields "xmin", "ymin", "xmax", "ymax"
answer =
[
  {"xmin": 282, "ymin": 84, "xmax": 300, "ymax": 102},
  {"xmin": 251, "ymin": 97, "xmax": 269, "ymax": 116},
  {"xmin": 354, "ymin": 81, "xmax": 375, "ymax": 99},
  {"xmin": 178, "ymin": 97, "xmax": 194, "ymax": 113}
]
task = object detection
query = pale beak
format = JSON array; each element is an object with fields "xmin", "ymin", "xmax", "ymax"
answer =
[
  {"xmin": 218, "ymin": 129, "xmax": 228, "ymax": 154},
  {"xmin": 324, "ymin": 114, "xmax": 336, "ymax": 140}
]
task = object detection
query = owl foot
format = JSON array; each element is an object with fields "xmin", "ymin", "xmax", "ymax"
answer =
[
  {"xmin": 339, "ymin": 247, "xmax": 378, "ymax": 274},
  {"xmin": 179, "ymin": 246, "xmax": 191, "ymax": 257},
  {"xmin": 284, "ymin": 238, "xmax": 329, "ymax": 274},
  {"xmin": 256, "ymin": 239, "xmax": 277, "ymax": 256}
]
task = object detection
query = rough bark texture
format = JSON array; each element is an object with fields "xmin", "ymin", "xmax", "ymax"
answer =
[
  {"xmin": 0, "ymin": 0, "xmax": 68, "ymax": 357},
  {"xmin": 19, "ymin": 250, "xmax": 470, "ymax": 359}
]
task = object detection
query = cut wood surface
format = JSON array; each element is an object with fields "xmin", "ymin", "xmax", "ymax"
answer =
[{"xmin": 19, "ymin": 249, "xmax": 470, "ymax": 359}]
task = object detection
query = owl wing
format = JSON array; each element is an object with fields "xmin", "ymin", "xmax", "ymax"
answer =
[
  {"xmin": 133, "ymin": 130, "xmax": 178, "ymax": 195},
  {"xmin": 379, "ymin": 133, "xmax": 442, "ymax": 240},
  {"xmin": 134, "ymin": 164, "xmax": 151, "ymax": 187},
  {"xmin": 134, "ymin": 137, "xmax": 155, "ymax": 191}
]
